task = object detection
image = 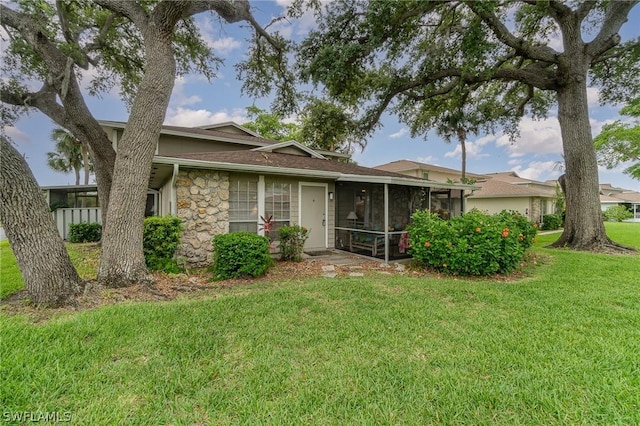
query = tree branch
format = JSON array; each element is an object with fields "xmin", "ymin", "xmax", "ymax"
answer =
[
  {"xmin": 592, "ymin": 38, "xmax": 640, "ymax": 64},
  {"xmin": 467, "ymin": 2, "xmax": 560, "ymax": 63},
  {"xmin": 585, "ymin": 1, "xmax": 638, "ymax": 58},
  {"xmin": 92, "ymin": 0, "xmax": 148, "ymax": 29},
  {"xmin": 575, "ymin": 1, "xmax": 598, "ymax": 21}
]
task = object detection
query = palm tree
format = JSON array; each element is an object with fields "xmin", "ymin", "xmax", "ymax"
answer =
[{"xmin": 46, "ymin": 128, "xmax": 91, "ymax": 185}]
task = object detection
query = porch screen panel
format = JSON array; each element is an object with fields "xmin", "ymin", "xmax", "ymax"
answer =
[
  {"xmin": 229, "ymin": 177, "xmax": 258, "ymax": 233},
  {"xmin": 265, "ymin": 182, "xmax": 291, "ymax": 238}
]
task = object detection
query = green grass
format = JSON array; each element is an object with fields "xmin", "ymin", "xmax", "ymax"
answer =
[
  {"xmin": 0, "ymin": 240, "xmax": 23, "ymax": 299},
  {"xmin": 1, "ymin": 223, "xmax": 639, "ymax": 424},
  {"xmin": 0, "ymin": 241, "xmax": 99, "ymax": 299}
]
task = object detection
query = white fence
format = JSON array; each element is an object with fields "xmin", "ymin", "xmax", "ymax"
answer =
[{"xmin": 52, "ymin": 208, "xmax": 102, "ymax": 240}]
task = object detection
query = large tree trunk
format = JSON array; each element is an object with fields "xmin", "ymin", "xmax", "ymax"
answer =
[
  {"xmin": 0, "ymin": 137, "xmax": 81, "ymax": 307},
  {"xmin": 97, "ymin": 32, "xmax": 177, "ymax": 287},
  {"xmin": 551, "ymin": 77, "xmax": 629, "ymax": 251}
]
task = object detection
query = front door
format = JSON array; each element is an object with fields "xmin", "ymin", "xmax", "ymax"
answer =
[{"xmin": 300, "ymin": 184, "xmax": 326, "ymax": 250}]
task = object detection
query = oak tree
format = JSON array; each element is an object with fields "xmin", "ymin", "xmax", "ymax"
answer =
[
  {"xmin": 296, "ymin": 0, "xmax": 640, "ymax": 251},
  {"xmin": 1, "ymin": 0, "xmax": 289, "ymax": 289}
]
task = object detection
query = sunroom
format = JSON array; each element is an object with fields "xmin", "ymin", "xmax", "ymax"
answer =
[{"xmin": 334, "ymin": 176, "xmax": 471, "ymax": 262}]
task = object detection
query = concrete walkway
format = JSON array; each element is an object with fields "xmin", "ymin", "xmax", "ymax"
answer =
[{"xmin": 303, "ymin": 249, "xmax": 408, "ymax": 278}]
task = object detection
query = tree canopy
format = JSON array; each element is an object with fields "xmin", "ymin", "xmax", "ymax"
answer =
[
  {"xmin": 293, "ymin": 0, "xmax": 640, "ymax": 251},
  {"xmin": 1, "ymin": 0, "xmax": 290, "ymax": 291},
  {"xmin": 242, "ymin": 105, "xmax": 301, "ymax": 141},
  {"xmin": 594, "ymin": 98, "xmax": 640, "ymax": 180}
]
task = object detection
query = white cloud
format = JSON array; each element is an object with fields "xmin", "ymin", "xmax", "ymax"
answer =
[
  {"xmin": 207, "ymin": 37, "xmax": 242, "ymax": 55},
  {"xmin": 170, "ymin": 77, "xmax": 203, "ymax": 108},
  {"xmin": 444, "ymin": 140, "xmax": 490, "ymax": 159},
  {"xmin": 587, "ymin": 87, "xmax": 600, "ymax": 107},
  {"xmin": 590, "ymin": 117, "xmax": 617, "ymax": 137},
  {"xmin": 513, "ymin": 160, "xmax": 560, "ymax": 181},
  {"xmin": 164, "ymin": 107, "xmax": 247, "ymax": 127},
  {"xmin": 548, "ymin": 31, "xmax": 563, "ymax": 52},
  {"xmin": 415, "ymin": 155, "xmax": 437, "ymax": 164},
  {"xmin": 3, "ymin": 126, "xmax": 30, "ymax": 142},
  {"xmin": 495, "ymin": 116, "xmax": 563, "ymax": 157},
  {"xmin": 389, "ymin": 128, "xmax": 408, "ymax": 139}
]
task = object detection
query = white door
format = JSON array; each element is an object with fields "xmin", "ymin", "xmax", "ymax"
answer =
[{"xmin": 300, "ymin": 185, "xmax": 326, "ymax": 250}]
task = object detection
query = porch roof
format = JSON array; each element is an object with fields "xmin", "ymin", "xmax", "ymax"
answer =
[{"xmin": 153, "ymin": 151, "xmax": 476, "ymax": 190}]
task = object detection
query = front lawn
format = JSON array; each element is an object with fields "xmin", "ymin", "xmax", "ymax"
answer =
[
  {"xmin": 1, "ymin": 223, "xmax": 639, "ymax": 424},
  {"xmin": 0, "ymin": 241, "xmax": 100, "ymax": 299}
]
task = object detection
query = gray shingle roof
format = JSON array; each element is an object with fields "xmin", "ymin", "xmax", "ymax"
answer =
[{"xmin": 165, "ymin": 151, "xmax": 415, "ymax": 178}]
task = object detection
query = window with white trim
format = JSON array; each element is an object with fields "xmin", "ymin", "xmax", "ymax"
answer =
[
  {"xmin": 229, "ymin": 177, "xmax": 258, "ymax": 233},
  {"xmin": 265, "ymin": 182, "xmax": 291, "ymax": 238}
]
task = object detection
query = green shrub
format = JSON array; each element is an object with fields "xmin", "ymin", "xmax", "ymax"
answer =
[
  {"xmin": 143, "ymin": 216, "xmax": 183, "ymax": 272},
  {"xmin": 278, "ymin": 225, "xmax": 310, "ymax": 262},
  {"xmin": 211, "ymin": 232, "xmax": 272, "ymax": 279},
  {"xmin": 541, "ymin": 214, "xmax": 563, "ymax": 230},
  {"xmin": 68, "ymin": 222, "xmax": 102, "ymax": 243},
  {"xmin": 407, "ymin": 209, "xmax": 537, "ymax": 276},
  {"xmin": 603, "ymin": 205, "xmax": 633, "ymax": 222}
]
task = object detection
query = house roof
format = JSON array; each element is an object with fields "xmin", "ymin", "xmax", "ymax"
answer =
[
  {"xmin": 600, "ymin": 194, "xmax": 623, "ymax": 203},
  {"xmin": 251, "ymin": 140, "xmax": 326, "ymax": 159},
  {"xmin": 374, "ymin": 159, "xmax": 487, "ymax": 179},
  {"xmin": 600, "ymin": 183, "xmax": 627, "ymax": 194},
  {"xmin": 468, "ymin": 178, "xmax": 556, "ymax": 199},
  {"xmin": 154, "ymin": 151, "xmax": 476, "ymax": 190},
  {"xmin": 195, "ymin": 121, "xmax": 262, "ymax": 138},
  {"xmin": 98, "ymin": 120, "xmax": 351, "ymax": 160},
  {"xmin": 486, "ymin": 171, "xmax": 558, "ymax": 187},
  {"xmin": 615, "ymin": 191, "xmax": 640, "ymax": 203}
]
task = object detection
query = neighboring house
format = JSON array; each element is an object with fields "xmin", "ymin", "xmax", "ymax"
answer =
[
  {"xmin": 46, "ymin": 121, "xmax": 474, "ymax": 264},
  {"xmin": 599, "ymin": 183, "xmax": 640, "ymax": 220},
  {"xmin": 374, "ymin": 161, "xmax": 557, "ymax": 224},
  {"xmin": 466, "ymin": 175, "xmax": 557, "ymax": 224},
  {"xmin": 374, "ymin": 159, "xmax": 487, "ymax": 182}
]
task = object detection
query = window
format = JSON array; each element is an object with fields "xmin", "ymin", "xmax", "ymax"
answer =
[
  {"xmin": 229, "ymin": 177, "xmax": 258, "ymax": 233},
  {"xmin": 265, "ymin": 182, "xmax": 291, "ymax": 237},
  {"xmin": 422, "ymin": 172, "xmax": 429, "ymax": 180}
]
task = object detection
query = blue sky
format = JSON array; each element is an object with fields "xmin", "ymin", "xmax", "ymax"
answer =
[{"xmin": 5, "ymin": 1, "xmax": 640, "ymax": 192}]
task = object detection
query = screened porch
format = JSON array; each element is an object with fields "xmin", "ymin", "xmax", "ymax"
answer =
[{"xmin": 334, "ymin": 181, "xmax": 465, "ymax": 262}]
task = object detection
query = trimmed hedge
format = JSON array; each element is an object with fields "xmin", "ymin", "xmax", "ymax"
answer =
[
  {"xmin": 541, "ymin": 214, "xmax": 563, "ymax": 230},
  {"xmin": 143, "ymin": 216, "xmax": 183, "ymax": 273},
  {"xmin": 407, "ymin": 209, "xmax": 537, "ymax": 276},
  {"xmin": 211, "ymin": 232, "xmax": 272, "ymax": 280},
  {"xmin": 68, "ymin": 222, "xmax": 102, "ymax": 243}
]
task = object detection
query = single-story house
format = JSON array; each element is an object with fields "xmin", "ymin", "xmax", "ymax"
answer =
[
  {"xmin": 599, "ymin": 184, "xmax": 640, "ymax": 220},
  {"xmin": 465, "ymin": 177, "xmax": 557, "ymax": 224},
  {"xmin": 374, "ymin": 162, "xmax": 558, "ymax": 224},
  {"xmin": 45, "ymin": 121, "xmax": 475, "ymax": 264},
  {"xmin": 374, "ymin": 159, "xmax": 488, "ymax": 183}
]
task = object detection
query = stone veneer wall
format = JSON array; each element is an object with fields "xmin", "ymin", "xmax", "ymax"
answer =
[
  {"xmin": 531, "ymin": 198, "xmax": 542, "ymax": 225},
  {"xmin": 176, "ymin": 169, "xmax": 229, "ymax": 266}
]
